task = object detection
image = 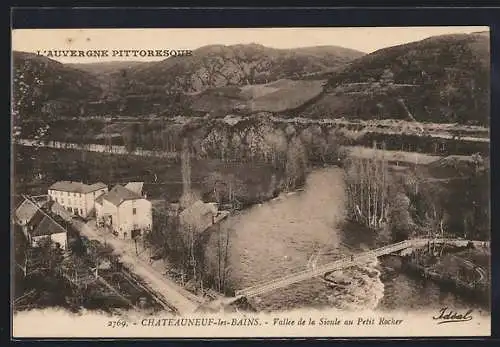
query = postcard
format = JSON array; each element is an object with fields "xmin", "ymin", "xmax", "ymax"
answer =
[{"xmin": 11, "ymin": 26, "xmax": 491, "ymax": 338}]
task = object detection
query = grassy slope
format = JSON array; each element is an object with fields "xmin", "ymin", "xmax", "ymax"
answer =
[{"xmin": 190, "ymin": 79, "xmax": 326, "ymax": 114}]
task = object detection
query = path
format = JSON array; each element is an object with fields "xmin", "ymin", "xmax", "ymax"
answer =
[
  {"xmin": 72, "ymin": 219, "xmax": 201, "ymax": 314},
  {"xmin": 451, "ymin": 254, "xmax": 487, "ymax": 283}
]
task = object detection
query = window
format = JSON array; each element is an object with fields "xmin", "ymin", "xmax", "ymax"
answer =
[
  {"xmin": 61, "ymin": 199, "xmax": 65, "ymax": 205},
  {"xmin": 133, "ymin": 208, "xmax": 137, "ymax": 215},
  {"xmin": 68, "ymin": 207, "xmax": 72, "ymax": 212},
  {"xmin": 80, "ymin": 208, "xmax": 83, "ymax": 215}
]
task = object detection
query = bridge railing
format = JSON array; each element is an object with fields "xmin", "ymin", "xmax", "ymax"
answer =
[
  {"xmin": 236, "ymin": 239, "xmax": 485, "ymax": 298},
  {"xmin": 236, "ymin": 241, "xmax": 412, "ymax": 297},
  {"xmin": 237, "ymin": 242, "xmax": 408, "ymax": 296}
]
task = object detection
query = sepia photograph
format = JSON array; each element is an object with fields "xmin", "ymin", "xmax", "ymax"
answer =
[{"xmin": 11, "ymin": 26, "xmax": 491, "ymax": 338}]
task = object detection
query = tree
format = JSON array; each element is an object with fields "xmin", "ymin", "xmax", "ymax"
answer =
[
  {"xmin": 389, "ymin": 192, "xmax": 413, "ymax": 241},
  {"xmin": 178, "ymin": 205, "xmax": 208, "ymax": 293},
  {"xmin": 122, "ymin": 123, "xmax": 139, "ymax": 153},
  {"xmin": 380, "ymin": 68, "xmax": 395, "ymax": 85},
  {"xmin": 181, "ymin": 137, "xmax": 192, "ymax": 195},
  {"xmin": 343, "ymin": 143, "xmax": 389, "ymax": 230},
  {"xmin": 284, "ymin": 136, "xmax": 308, "ymax": 190},
  {"xmin": 214, "ymin": 224, "xmax": 231, "ymax": 293},
  {"xmin": 12, "ymin": 60, "xmax": 47, "ymax": 142},
  {"xmin": 263, "ymin": 128, "xmax": 287, "ymax": 168},
  {"xmin": 203, "ymin": 172, "xmax": 247, "ymax": 206}
]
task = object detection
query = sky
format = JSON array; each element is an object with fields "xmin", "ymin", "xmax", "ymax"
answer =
[{"xmin": 12, "ymin": 27, "xmax": 488, "ymax": 64}]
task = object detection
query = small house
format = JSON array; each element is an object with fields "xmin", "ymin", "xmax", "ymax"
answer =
[
  {"xmin": 28, "ymin": 215, "xmax": 68, "ymax": 250},
  {"xmin": 14, "ymin": 197, "xmax": 69, "ymax": 250},
  {"xmin": 96, "ymin": 184, "xmax": 152, "ymax": 239},
  {"xmin": 179, "ymin": 200, "xmax": 219, "ymax": 234}
]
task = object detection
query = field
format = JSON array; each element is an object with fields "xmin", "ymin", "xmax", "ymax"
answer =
[
  {"xmin": 191, "ymin": 79, "xmax": 326, "ymax": 114},
  {"xmin": 246, "ymin": 79, "xmax": 325, "ymax": 113},
  {"xmin": 344, "ymin": 145, "xmax": 442, "ymax": 165}
]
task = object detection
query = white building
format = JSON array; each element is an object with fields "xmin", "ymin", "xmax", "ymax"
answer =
[
  {"xmin": 95, "ymin": 184, "xmax": 152, "ymax": 239},
  {"xmin": 29, "ymin": 214, "xmax": 68, "ymax": 250},
  {"xmin": 48, "ymin": 181, "xmax": 108, "ymax": 219}
]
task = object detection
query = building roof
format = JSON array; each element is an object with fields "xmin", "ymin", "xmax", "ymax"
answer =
[
  {"xmin": 14, "ymin": 198, "xmax": 39, "ymax": 224},
  {"xmin": 88, "ymin": 182, "xmax": 108, "ymax": 192},
  {"xmin": 179, "ymin": 200, "xmax": 218, "ymax": 232},
  {"xmin": 28, "ymin": 209, "xmax": 46, "ymax": 228},
  {"xmin": 44, "ymin": 200, "xmax": 73, "ymax": 221},
  {"xmin": 103, "ymin": 185, "xmax": 144, "ymax": 207},
  {"xmin": 13, "ymin": 195, "xmax": 26, "ymax": 210},
  {"xmin": 95, "ymin": 194, "xmax": 105, "ymax": 205},
  {"xmin": 124, "ymin": 182, "xmax": 144, "ymax": 195},
  {"xmin": 49, "ymin": 181, "xmax": 107, "ymax": 194},
  {"xmin": 30, "ymin": 215, "xmax": 67, "ymax": 237}
]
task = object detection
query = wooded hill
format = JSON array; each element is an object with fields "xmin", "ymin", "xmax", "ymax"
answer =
[
  {"xmin": 121, "ymin": 44, "xmax": 364, "ymax": 93},
  {"xmin": 13, "ymin": 32, "xmax": 490, "ymax": 126},
  {"xmin": 12, "ymin": 51, "xmax": 102, "ymax": 122},
  {"xmin": 300, "ymin": 32, "xmax": 490, "ymax": 126}
]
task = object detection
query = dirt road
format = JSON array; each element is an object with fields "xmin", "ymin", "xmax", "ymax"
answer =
[{"xmin": 72, "ymin": 219, "xmax": 201, "ymax": 315}]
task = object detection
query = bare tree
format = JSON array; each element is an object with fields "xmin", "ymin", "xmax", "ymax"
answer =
[
  {"xmin": 284, "ymin": 136, "xmax": 308, "ymax": 190},
  {"xmin": 180, "ymin": 137, "xmax": 200, "ymax": 209},
  {"xmin": 344, "ymin": 142, "xmax": 389, "ymax": 230}
]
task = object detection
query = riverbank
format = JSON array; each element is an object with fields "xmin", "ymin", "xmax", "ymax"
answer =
[
  {"xmin": 400, "ymin": 246, "xmax": 490, "ymax": 305},
  {"xmin": 376, "ymin": 243, "xmax": 490, "ymax": 310}
]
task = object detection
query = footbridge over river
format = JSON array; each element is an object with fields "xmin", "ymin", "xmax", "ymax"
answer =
[{"xmin": 201, "ymin": 238, "xmax": 487, "ymax": 310}]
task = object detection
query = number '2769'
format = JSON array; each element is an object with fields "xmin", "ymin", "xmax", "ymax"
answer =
[{"xmin": 107, "ymin": 319, "xmax": 128, "ymax": 328}]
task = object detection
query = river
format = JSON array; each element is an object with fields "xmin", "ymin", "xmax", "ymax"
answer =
[{"xmin": 213, "ymin": 166, "xmax": 486, "ymax": 313}]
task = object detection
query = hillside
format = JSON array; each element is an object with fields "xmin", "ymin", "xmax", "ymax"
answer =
[
  {"xmin": 123, "ymin": 44, "xmax": 364, "ymax": 94},
  {"xmin": 12, "ymin": 33, "xmax": 491, "ymax": 126},
  {"xmin": 66, "ymin": 61, "xmax": 147, "ymax": 76},
  {"xmin": 12, "ymin": 51, "xmax": 102, "ymax": 122},
  {"xmin": 300, "ymin": 32, "xmax": 490, "ymax": 125}
]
